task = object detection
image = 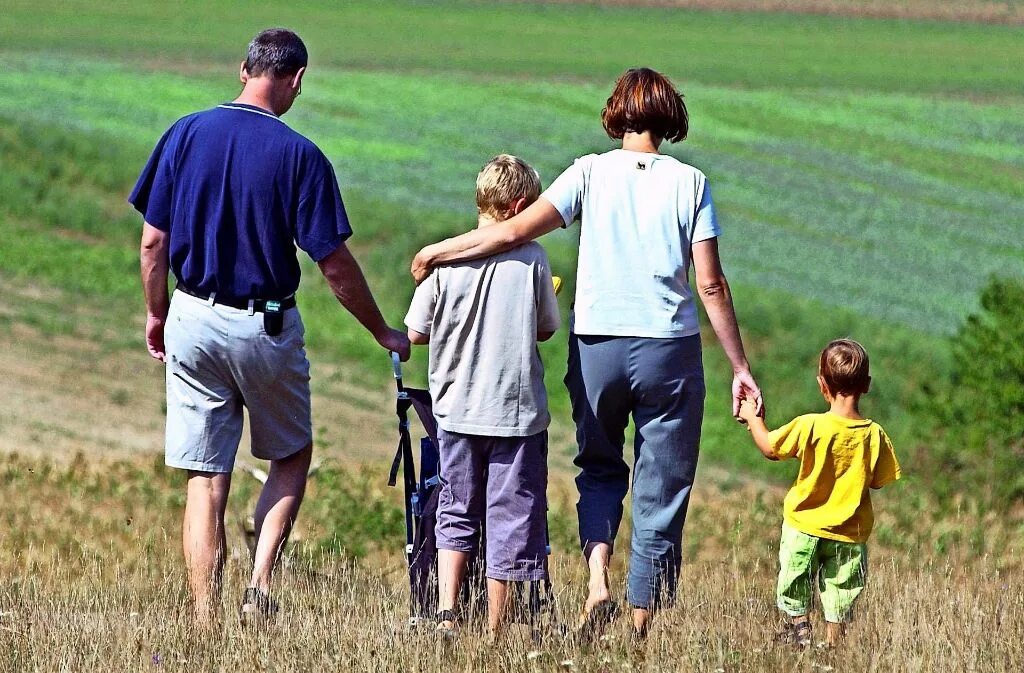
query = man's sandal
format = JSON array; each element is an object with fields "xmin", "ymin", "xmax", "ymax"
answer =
[
  {"xmin": 435, "ymin": 609, "xmax": 459, "ymax": 639},
  {"xmin": 239, "ymin": 587, "xmax": 279, "ymax": 626}
]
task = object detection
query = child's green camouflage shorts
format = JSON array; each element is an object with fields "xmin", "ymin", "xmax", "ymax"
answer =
[{"xmin": 776, "ymin": 523, "xmax": 867, "ymax": 623}]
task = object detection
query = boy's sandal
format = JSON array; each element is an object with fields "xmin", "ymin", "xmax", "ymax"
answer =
[
  {"xmin": 776, "ymin": 620, "xmax": 812, "ymax": 648},
  {"xmin": 435, "ymin": 609, "xmax": 459, "ymax": 639},
  {"xmin": 239, "ymin": 587, "xmax": 279, "ymax": 626}
]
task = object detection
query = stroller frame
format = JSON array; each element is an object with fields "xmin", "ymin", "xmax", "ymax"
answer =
[{"xmin": 387, "ymin": 353, "xmax": 563, "ymax": 638}]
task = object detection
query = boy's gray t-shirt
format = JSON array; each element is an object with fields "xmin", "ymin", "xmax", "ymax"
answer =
[{"xmin": 405, "ymin": 241, "xmax": 561, "ymax": 437}]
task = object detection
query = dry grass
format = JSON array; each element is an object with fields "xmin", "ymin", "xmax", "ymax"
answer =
[
  {"xmin": 3, "ymin": 549, "xmax": 1021, "ymax": 672},
  {"xmin": 541, "ymin": 0, "xmax": 1024, "ymax": 24},
  {"xmin": 1, "ymin": 453, "xmax": 1021, "ymax": 672}
]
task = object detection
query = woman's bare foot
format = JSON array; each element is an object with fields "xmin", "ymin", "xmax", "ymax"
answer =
[
  {"xmin": 582, "ymin": 541, "xmax": 612, "ymax": 615},
  {"xmin": 632, "ymin": 607, "xmax": 650, "ymax": 640},
  {"xmin": 582, "ymin": 582, "xmax": 612, "ymax": 618}
]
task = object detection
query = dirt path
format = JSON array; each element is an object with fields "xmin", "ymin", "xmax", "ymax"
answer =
[
  {"xmin": 0, "ymin": 320, "xmax": 402, "ymax": 467},
  {"xmin": 0, "ymin": 317, "xmax": 578, "ymax": 474}
]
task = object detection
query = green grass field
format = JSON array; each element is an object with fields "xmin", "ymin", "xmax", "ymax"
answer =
[
  {"xmin": 1, "ymin": 2, "xmax": 1023, "ymax": 670},
  {"xmin": 2, "ymin": 0, "xmax": 1022, "ymax": 476}
]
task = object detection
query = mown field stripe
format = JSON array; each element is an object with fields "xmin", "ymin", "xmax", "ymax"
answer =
[{"xmin": 2, "ymin": 0, "xmax": 1023, "ymax": 95}]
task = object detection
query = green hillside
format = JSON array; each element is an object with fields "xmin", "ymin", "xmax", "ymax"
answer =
[{"xmin": 1, "ymin": 0, "xmax": 1022, "ymax": 479}]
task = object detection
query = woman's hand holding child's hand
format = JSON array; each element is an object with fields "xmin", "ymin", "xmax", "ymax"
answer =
[{"xmin": 737, "ymin": 398, "xmax": 759, "ymax": 425}]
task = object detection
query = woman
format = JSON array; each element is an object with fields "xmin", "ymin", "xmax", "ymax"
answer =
[{"xmin": 411, "ymin": 68, "xmax": 762, "ymax": 638}]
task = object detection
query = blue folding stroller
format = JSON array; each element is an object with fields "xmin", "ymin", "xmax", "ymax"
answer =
[{"xmin": 386, "ymin": 353, "xmax": 562, "ymax": 639}]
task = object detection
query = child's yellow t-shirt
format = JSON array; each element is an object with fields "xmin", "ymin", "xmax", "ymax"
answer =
[{"xmin": 769, "ymin": 412, "xmax": 901, "ymax": 544}]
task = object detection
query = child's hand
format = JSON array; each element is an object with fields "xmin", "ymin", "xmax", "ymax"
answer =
[{"xmin": 737, "ymin": 398, "xmax": 759, "ymax": 424}]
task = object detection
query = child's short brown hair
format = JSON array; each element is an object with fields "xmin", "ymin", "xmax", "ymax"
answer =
[
  {"xmin": 601, "ymin": 67, "xmax": 689, "ymax": 143},
  {"xmin": 819, "ymin": 339, "xmax": 871, "ymax": 395},
  {"xmin": 475, "ymin": 154, "xmax": 542, "ymax": 220}
]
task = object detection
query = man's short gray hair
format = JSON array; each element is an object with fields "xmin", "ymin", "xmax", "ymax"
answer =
[{"xmin": 245, "ymin": 28, "xmax": 308, "ymax": 78}]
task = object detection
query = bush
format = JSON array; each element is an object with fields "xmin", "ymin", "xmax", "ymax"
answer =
[{"xmin": 939, "ymin": 276, "xmax": 1024, "ymax": 501}]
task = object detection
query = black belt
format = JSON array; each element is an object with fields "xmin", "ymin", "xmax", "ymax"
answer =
[{"xmin": 177, "ymin": 286, "xmax": 296, "ymax": 312}]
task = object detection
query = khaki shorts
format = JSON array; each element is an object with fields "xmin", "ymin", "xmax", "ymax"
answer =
[{"xmin": 163, "ymin": 290, "xmax": 312, "ymax": 473}]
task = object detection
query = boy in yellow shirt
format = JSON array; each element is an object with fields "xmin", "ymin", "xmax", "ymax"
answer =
[{"xmin": 738, "ymin": 339, "xmax": 901, "ymax": 647}]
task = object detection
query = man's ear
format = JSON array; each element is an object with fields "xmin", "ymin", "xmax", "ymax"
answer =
[
  {"xmin": 290, "ymin": 67, "xmax": 306, "ymax": 94},
  {"xmin": 510, "ymin": 197, "xmax": 529, "ymax": 216},
  {"xmin": 239, "ymin": 61, "xmax": 249, "ymax": 85}
]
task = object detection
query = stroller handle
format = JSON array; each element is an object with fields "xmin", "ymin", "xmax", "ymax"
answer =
[{"xmin": 391, "ymin": 351, "xmax": 405, "ymax": 393}]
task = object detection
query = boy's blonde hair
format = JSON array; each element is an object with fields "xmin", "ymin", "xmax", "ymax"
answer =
[
  {"xmin": 819, "ymin": 339, "xmax": 870, "ymax": 395},
  {"xmin": 476, "ymin": 154, "xmax": 541, "ymax": 220}
]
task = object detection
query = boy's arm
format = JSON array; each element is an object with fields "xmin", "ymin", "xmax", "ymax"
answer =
[
  {"xmin": 738, "ymin": 399, "xmax": 778, "ymax": 460},
  {"xmin": 534, "ymin": 253, "xmax": 561, "ymax": 342},
  {"xmin": 746, "ymin": 417, "xmax": 779, "ymax": 461},
  {"xmin": 404, "ymin": 270, "xmax": 437, "ymax": 347},
  {"xmin": 870, "ymin": 429, "xmax": 902, "ymax": 489}
]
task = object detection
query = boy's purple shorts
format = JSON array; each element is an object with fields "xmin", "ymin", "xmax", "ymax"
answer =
[{"xmin": 435, "ymin": 428, "xmax": 548, "ymax": 582}]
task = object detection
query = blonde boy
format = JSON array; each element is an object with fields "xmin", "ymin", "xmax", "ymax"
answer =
[
  {"xmin": 738, "ymin": 339, "xmax": 901, "ymax": 647},
  {"xmin": 405, "ymin": 155, "xmax": 560, "ymax": 637}
]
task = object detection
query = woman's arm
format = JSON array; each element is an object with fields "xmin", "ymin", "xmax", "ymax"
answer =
[
  {"xmin": 411, "ymin": 199, "xmax": 565, "ymax": 283},
  {"xmin": 691, "ymin": 237, "xmax": 764, "ymax": 418}
]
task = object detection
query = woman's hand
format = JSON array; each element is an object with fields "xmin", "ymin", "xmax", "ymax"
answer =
[
  {"xmin": 411, "ymin": 246, "xmax": 435, "ymax": 285},
  {"xmin": 732, "ymin": 369, "xmax": 764, "ymax": 419}
]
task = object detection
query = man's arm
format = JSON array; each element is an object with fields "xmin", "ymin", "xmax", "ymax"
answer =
[
  {"xmin": 140, "ymin": 223, "xmax": 170, "ymax": 362},
  {"xmin": 317, "ymin": 243, "xmax": 411, "ymax": 360},
  {"xmin": 408, "ymin": 329, "xmax": 429, "ymax": 345},
  {"xmin": 692, "ymin": 237, "xmax": 763, "ymax": 418}
]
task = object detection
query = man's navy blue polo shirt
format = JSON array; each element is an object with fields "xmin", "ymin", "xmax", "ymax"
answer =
[{"xmin": 129, "ymin": 102, "xmax": 352, "ymax": 302}]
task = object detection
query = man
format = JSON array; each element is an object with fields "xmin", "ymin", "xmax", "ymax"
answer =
[{"xmin": 130, "ymin": 28, "xmax": 410, "ymax": 624}]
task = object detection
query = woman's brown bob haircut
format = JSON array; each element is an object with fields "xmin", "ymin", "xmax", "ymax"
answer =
[
  {"xmin": 819, "ymin": 339, "xmax": 871, "ymax": 396},
  {"xmin": 601, "ymin": 67, "xmax": 689, "ymax": 144}
]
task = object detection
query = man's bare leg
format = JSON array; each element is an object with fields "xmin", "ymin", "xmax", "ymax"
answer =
[
  {"xmin": 583, "ymin": 542, "xmax": 612, "ymax": 617},
  {"xmin": 437, "ymin": 549, "xmax": 470, "ymax": 630},
  {"xmin": 183, "ymin": 471, "xmax": 232, "ymax": 625},
  {"xmin": 486, "ymin": 578, "xmax": 509, "ymax": 637},
  {"xmin": 249, "ymin": 444, "xmax": 313, "ymax": 594}
]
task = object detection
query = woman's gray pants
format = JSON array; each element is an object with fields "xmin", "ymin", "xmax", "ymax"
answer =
[{"xmin": 566, "ymin": 333, "xmax": 705, "ymax": 609}]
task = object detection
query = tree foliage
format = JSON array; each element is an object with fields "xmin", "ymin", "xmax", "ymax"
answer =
[{"xmin": 942, "ymin": 276, "xmax": 1024, "ymax": 501}]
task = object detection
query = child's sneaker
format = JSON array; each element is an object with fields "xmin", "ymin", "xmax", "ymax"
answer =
[{"xmin": 775, "ymin": 619, "xmax": 812, "ymax": 648}]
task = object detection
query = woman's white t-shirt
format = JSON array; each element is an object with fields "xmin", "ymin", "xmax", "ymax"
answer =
[{"xmin": 541, "ymin": 149, "xmax": 721, "ymax": 339}]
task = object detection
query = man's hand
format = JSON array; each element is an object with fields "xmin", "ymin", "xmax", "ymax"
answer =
[
  {"xmin": 732, "ymin": 369, "xmax": 764, "ymax": 418},
  {"xmin": 376, "ymin": 327, "xmax": 411, "ymax": 361},
  {"xmin": 411, "ymin": 246, "xmax": 434, "ymax": 285},
  {"xmin": 146, "ymin": 314, "xmax": 167, "ymax": 362}
]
